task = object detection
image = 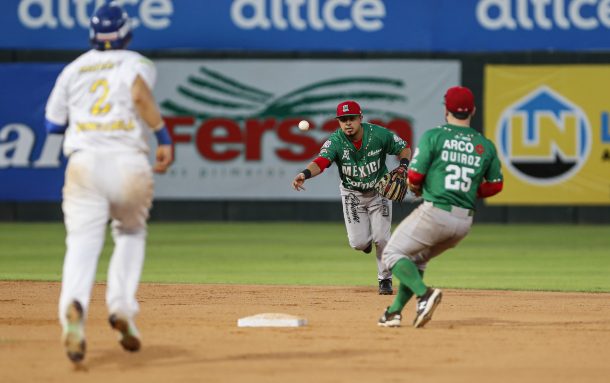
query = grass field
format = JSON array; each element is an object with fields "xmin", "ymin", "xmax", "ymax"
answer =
[{"xmin": 1, "ymin": 222, "xmax": 609, "ymax": 292}]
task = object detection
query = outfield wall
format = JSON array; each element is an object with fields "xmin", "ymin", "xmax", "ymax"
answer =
[
  {"xmin": 1, "ymin": 51, "xmax": 610, "ymax": 223},
  {"xmin": 2, "ymin": 199, "xmax": 610, "ymax": 224}
]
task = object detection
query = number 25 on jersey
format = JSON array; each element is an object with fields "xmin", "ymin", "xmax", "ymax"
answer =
[{"xmin": 445, "ymin": 164, "xmax": 474, "ymax": 192}]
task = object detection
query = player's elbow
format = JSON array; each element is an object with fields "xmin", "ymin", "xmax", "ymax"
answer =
[
  {"xmin": 131, "ymin": 87, "xmax": 150, "ymax": 107},
  {"xmin": 490, "ymin": 181, "xmax": 503, "ymax": 196},
  {"xmin": 477, "ymin": 181, "xmax": 503, "ymax": 198}
]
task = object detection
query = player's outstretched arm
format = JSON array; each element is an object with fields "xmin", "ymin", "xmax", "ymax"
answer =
[{"xmin": 292, "ymin": 162, "xmax": 322, "ymax": 191}]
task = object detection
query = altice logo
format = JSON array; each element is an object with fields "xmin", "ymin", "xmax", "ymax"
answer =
[
  {"xmin": 17, "ymin": 0, "xmax": 174, "ymax": 30},
  {"xmin": 230, "ymin": 0, "xmax": 386, "ymax": 31},
  {"xmin": 476, "ymin": 0, "xmax": 610, "ymax": 30}
]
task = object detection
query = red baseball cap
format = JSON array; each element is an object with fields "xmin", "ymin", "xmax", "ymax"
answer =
[
  {"xmin": 444, "ymin": 86, "xmax": 475, "ymax": 114},
  {"xmin": 336, "ymin": 100, "xmax": 362, "ymax": 117}
]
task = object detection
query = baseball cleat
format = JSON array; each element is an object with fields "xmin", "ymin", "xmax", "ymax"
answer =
[
  {"xmin": 109, "ymin": 314, "xmax": 141, "ymax": 352},
  {"xmin": 378, "ymin": 307, "xmax": 401, "ymax": 327},
  {"xmin": 413, "ymin": 288, "xmax": 442, "ymax": 328},
  {"xmin": 63, "ymin": 300, "xmax": 86, "ymax": 363},
  {"xmin": 378, "ymin": 279, "xmax": 393, "ymax": 295}
]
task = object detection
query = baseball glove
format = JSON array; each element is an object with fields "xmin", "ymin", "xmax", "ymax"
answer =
[{"xmin": 375, "ymin": 167, "xmax": 408, "ymax": 202}]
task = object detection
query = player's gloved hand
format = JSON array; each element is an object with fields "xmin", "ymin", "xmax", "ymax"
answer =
[
  {"xmin": 376, "ymin": 168, "xmax": 409, "ymax": 202},
  {"xmin": 153, "ymin": 145, "xmax": 173, "ymax": 174}
]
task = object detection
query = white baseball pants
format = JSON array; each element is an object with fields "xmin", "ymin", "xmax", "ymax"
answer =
[
  {"xmin": 58, "ymin": 150, "xmax": 153, "ymax": 327},
  {"xmin": 382, "ymin": 201, "xmax": 473, "ymax": 271}
]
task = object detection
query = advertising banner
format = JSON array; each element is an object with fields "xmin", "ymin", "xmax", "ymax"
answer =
[
  {"xmin": 0, "ymin": 64, "xmax": 66, "ymax": 201},
  {"xmin": 485, "ymin": 65, "xmax": 610, "ymax": 205},
  {"xmin": 0, "ymin": 59, "xmax": 459, "ymax": 201},
  {"xmin": 2, "ymin": 0, "xmax": 610, "ymax": 52},
  {"xmin": 154, "ymin": 59, "xmax": 460, "ymax": 200}
]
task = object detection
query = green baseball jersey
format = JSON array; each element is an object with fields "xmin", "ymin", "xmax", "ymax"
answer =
[
  {"xmin": 318, "ymin": 122, "xmax": 407, "ymax": 191},
  {"xmin": 409, "ymin": 124, "xmax": 503, "ymax": 210}
]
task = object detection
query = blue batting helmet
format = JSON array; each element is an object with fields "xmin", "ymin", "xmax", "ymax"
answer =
[{"xmin": 89, "ymin": 2, "xmax": 132, "ymax": 50}]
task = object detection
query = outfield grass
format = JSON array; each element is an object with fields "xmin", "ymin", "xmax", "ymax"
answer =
[{"xmin": 0, "ymin": 222, "xmax": 609, "ymax": 292}]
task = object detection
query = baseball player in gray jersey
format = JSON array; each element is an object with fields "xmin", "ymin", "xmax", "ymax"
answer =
[
  {"xmin": 378, "ymin": 86, "xmax": 503, "ymax": 328},
  {"xmin": 292, "ymin": 101, "xmax": 411, "ymax": 294},
  {"xmin": 45, "ymin": 2, "xmax": 173, "ymax": 364}
]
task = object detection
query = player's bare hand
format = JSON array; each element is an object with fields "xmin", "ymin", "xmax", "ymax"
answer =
[
  {"xmin": 153, "ymin": 145, "xmax": 173, "ymax": 174},
  {"xmin": 407, "ymin": 179, "xmax": 422, "ymax": 197},
  {"xmin": 292, "ymin": 173, "xmax": 306, "ymax": 191}
]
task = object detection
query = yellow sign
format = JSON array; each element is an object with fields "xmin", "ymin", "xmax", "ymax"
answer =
[{"xmin": 485, "ymin": 65, "xmax": 610, "ymax": 205}]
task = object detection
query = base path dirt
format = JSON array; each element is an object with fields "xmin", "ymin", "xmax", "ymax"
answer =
[{"xmin": 1, "ymin": 281, "xmax": 609, "ymax": 383}]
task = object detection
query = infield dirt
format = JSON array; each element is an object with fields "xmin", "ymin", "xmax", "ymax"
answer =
[{"xmin": 1, "ymin": 281, "xmax": 609, "ymax": 383}]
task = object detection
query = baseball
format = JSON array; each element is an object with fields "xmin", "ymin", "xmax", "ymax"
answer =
[{"xmin": 298, "ymin": 120, "xmax": 310, "ymax": 131}]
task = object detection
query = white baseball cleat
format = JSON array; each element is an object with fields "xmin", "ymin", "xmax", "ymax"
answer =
[
  {"xmin": 378, "ymin": 307, "xmax": 402, "ymax": 327},
  {"xmin": 413, "ymin": 288, "xmax": 442, "ymax": 328}
]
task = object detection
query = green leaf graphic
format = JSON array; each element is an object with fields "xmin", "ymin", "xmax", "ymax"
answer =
[
  {"xmin": 188, "ymin": 76, "xmax": 269, "ymax": 104},
  {"xmin": 198, "ymin": 67, "xmax": 273, "ymax": 99},
  {"xmin": 162, "ymin": 67, "xmax": 413, "ymax": 122},
  {"xmin": 277, "ymin": 77, "xmax": 404, "ymax": 104},
  {"xmin": 178, "ymin": 86, "xmax": 260, "ymax": 110}
]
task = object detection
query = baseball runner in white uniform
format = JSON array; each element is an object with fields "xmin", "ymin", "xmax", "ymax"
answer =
[{"xmin": 44, "ymin": 2, "xmax": 173, "ymax": 364}]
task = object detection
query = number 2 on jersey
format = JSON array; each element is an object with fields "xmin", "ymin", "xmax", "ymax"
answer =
[
  {"xmin": 445, "ymin": 164, "xmax": 474, "ymax": 192},
  {"xmin": 89, "ymin": 79, "xmax": 111, "ymax": 116}
]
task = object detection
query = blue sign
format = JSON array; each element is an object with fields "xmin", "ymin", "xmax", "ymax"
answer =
[
  {"xmin": 1, "ymin": 0, "xmax": 609, "ymax": 52},
  {"xmin": 0, "ymin": 64, "xmax": 66, "ymax": 201}
]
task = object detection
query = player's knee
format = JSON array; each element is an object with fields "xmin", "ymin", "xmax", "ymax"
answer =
[
  {"xmin": 349, "ymin": 238, "xmax": 371, "ymax": 251},
  {"xmin": 111, "ymin": 219, "xmax": 147, "ymax": 236},
  {"xmin": 382, "ymin": 248, "xmax": 403, "ymax": 270}
]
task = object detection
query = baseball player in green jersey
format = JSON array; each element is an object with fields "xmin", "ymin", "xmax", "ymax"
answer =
[
  {"xmin": 292, "ymin": 100, "xmax": 411, "ymax": 295},
  {"xmin": 377, "ymin": 86, "xmax": 503, "ymax": 328}
]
